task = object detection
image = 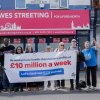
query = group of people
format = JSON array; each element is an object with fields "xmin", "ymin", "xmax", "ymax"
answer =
[{"xmin": 0, "ymin": 37, "xmax": 100, "ymax": 93}]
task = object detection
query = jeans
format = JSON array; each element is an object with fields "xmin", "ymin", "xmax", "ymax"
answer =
[{"xmin": 2, "ymin": 71, "xmax": 14, "ymax": 89}]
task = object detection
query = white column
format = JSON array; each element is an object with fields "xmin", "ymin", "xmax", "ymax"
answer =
[{"xmin": 96, "ymin": 35, "xmax": 100, "ymax": 68}]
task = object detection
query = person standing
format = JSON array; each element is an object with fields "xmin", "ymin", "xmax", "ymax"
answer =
[
  {"xmin": 82, "ymin": 39, "xmax": 100, "ymax": 90},
  {"xmin": 68, "ymin": 39, "xmax": 84, "ymax": 90},
  {"xmin": 44, "ymin": 46, "xmax": 55, "ymax": 91},
  {"xmin": 0, "ymin": 38, "xmax": 15, "ymax": 92},
  {"xmin": 54, "ymin": 42, "xmax": 66, "ymax": 89},
  {"xmin": 14, "ymin": 46, "xmax": 24, "ymax": 92},
  {"xmin": 25, "ymin": 44, "xmax": 34, "ymax": 91}
]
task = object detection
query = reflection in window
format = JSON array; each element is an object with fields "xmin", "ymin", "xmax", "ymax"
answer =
[{"xmin": 60, "ymin": 0, "xmax": 69, "ymax": 8}]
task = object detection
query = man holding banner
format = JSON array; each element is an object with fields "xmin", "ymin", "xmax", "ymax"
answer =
[
  {"xmin": 0, "ymin": 38, "xmax": 15, "ymax": 92},
  {"xmin": 68, "ymin": 39, "xmax": 85, "ymax": 90}
]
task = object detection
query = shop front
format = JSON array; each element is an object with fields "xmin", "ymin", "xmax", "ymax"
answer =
[{"xmin": 0, "ymin": 10, "xmax": 90, "ymax": 51}]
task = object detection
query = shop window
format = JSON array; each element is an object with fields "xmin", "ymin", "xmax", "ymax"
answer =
[
  {"xmin": 15, "ymin": 0, "xmax": 26, "ymax": 9},
  {"xmin": 50, "ymin": 0, "xmax": 68, "ymax": 9},
  {"xmin": 60, "ymin": 0, "xmax": 69, "ymax": 8},
  {"xmin": 26, "ymin": 0, "xmax": 38, "ymax": 4},
  {"xmin": 38, "ymin": 37, "xmax": 47, "ymax": 52},
  {"xmin": 50, "ymin": 0, "xmax": 59, "ymax": 9},
  {"xmin": 26, "ymin": 0, "xmax": 49, "ymax": 4}
]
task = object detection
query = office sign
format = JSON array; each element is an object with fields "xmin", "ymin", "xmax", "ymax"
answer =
[{"xmin": 0, "ymin": 10, "xmax": 90, "ymax": 36}]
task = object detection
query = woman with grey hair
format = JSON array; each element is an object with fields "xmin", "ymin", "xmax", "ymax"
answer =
[{"xmin": 25, "ymin": 44, "xmax": 34, "ymax": 91}]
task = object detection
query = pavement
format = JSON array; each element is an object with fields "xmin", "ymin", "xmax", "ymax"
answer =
[{"xmin": 0, "ymin": 70, "xmax": 100, "ymax": 100}]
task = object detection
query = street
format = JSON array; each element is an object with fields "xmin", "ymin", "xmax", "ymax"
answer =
[
  {"xmin": 0, "ymin": 90, "xmax": 100, "ymax": 100},
  {"xmin": 0, "ymin": 70, "xmax": 100, "ymax": 100}
]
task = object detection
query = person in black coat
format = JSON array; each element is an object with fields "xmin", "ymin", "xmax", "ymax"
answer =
[{"xmin": 0, "ymin": 38, "xmax": 15, "ymax": 92}]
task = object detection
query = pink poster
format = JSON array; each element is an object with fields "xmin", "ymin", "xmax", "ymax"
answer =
[
  {"xmin": 53, "ymin": 38, "xmax": 60, "ymax": 43},
  {"xmin": 39, "ymin": 38, "xmax": 45, "ymax": 43},
  {"xmin": 27, "ymin": 38, "xmax": 34, "ymax": 43},
  {"xmin": 14, "ymin": 38, "xmax": 21, "ymax": 44},
  {"xmin": 0, "ymin": 10, "xmax": 90, "ymax": 36},
  {"xmin": 62, "ymin": 38, "xmax": 69, "ymax": 43}
]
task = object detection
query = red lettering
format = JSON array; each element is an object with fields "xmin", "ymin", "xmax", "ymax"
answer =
[
  {"xmin": 54, "ymin": 60, "xmax": 71, "ymax": 67},
  {"xmin": 10, "ymin": 63, "xmax": 23, "ymax": 68},
  {"xmin": 10, "ymin": 63, "xmax": 15, "ymax": 68},
  {"xmin": 64, "ymin": 60, "xmax": 71, "ymax": 65},
  {"xmin": 54, "ymin": 62, "xmax": 60, "ymax": 66}
]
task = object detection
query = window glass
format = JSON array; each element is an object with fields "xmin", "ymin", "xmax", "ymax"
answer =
[
  {"xmin": 60, "ymin": 0, "xmax": 69, "ymax": 8},
  {"xmin": 15, "ymin": 0, "xmax": 26, "ymax": 9}
]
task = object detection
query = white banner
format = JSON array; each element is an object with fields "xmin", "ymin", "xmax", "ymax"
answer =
[{"xmin": 4, "ymin": 51, "xmax": 76, "ymax": 83}]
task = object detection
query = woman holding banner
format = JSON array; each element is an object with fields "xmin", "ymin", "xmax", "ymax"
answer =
[
  {"xmin": 44, "ymin": 46, "xmax": 55, "ymax": 91},
  {"xmin": 14, "ymin": 46, "xmax": 24, "ymax": 92},
  {"xmin": 25, "ymin": 44, "xmax": 34, "ymax": 91},
  {"xmin": 54, "ymin": 42, "xmax": 66, "ymax": 89}
]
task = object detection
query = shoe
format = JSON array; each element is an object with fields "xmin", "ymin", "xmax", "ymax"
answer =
[
  {"xmin": 56, "ymin": 86, "xmax": 60, "ymax": 89},
  {"xmin": 92, "ymin": 87, "xmax": 97, "ymax": 91},
  {"xmin": 3, "ymin": 89, "xmax": 8, "ymax": 92},
  {"xmin": 83, "ymin": 86, "xmax": 91, "ymax": 91},
  {"xmin": 27, "ymin": 87, "xmax": 31, "ymax": 91},
  {"xmin": 44, "ymin": 87, "xmax": 48, "ymax": 91},
  {"xmin": 50, "ymin": 87, "xmax": 55, "ymax": 91},
  {"xmin": 20, "ymin": 88, "xmax": 23, "ymax": 92}
]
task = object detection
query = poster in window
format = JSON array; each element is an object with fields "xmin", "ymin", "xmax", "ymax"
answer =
[
  {"xmin": 62, "ymin": 38, "xmax": 69, "ymax": 43},
  {"xmin": 27, "ymin": 38, "xmax": 34, "ymax": 44},
  {"xmin": 53, "ymin": 38, "xmax": 60, "ymax": 43},
  {"xmin": 39, "ymin": 38, "xmax": 46, "ymax": 43},
  {"xmin": 14, "ymin": 39, "xmax": 21, "ymax": 44}
]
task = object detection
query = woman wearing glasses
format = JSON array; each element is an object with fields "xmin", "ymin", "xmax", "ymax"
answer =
[{"xmin": 54, "ymin": 42, "xmax": 66, "ymax": 89}]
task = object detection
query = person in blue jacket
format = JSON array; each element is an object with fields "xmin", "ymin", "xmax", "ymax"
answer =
[{"xmin": 82, "ymin": 39, "xmax": 100, "ymax": 90}]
